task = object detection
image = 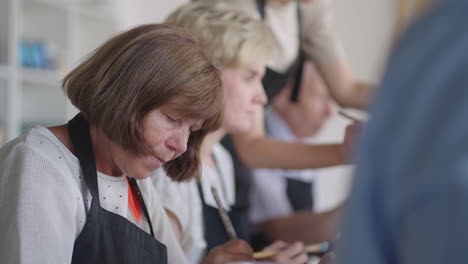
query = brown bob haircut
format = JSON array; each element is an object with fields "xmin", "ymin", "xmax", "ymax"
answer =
[{"xmin": 63, "ymin": 24, "xmax": 224, "ymax": 182}]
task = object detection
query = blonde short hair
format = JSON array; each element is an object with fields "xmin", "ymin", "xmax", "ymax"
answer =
[{"xmin": 166, "ymin": 0, "xmax": 278, "ymax": 69}]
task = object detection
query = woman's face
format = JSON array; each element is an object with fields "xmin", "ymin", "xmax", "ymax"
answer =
[
  {"xmin": 221, "ymin": 65, "xmax": 267, "ymax": 134},
  {"xmin": 109, "ymin": 104, "xmax": 204, "ymax": 179}
]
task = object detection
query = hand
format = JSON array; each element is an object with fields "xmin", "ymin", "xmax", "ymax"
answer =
[
  {"xmin": 318, "ymin": 252, "xmax": 336, "ymax": 264},
  {"xmin": 263, "ymin": 240, "xmax": 309, "ymax": 264},
  {"xmin": 342, "ymin": 122, "xmax": 365, "ymax": 162},
  {"xmin": 202, "ymin": 239, "xmax": 253, "ymax": 264},
  {"xmin": 272, "ymin": 61, "xmax": 335, "ymax": 139}
]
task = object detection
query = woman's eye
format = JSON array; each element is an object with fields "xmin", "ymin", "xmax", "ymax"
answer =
[
  {"xmin": 189, "ymin": 126, "xmax": 201, "ymax": 134},
  {"xmin": 244, "ymin": 75, "xmax": 256, "ymax": 82},
  {"xmin": 166, "ymin": 114, "xmax": 178, "ymax": 123}
]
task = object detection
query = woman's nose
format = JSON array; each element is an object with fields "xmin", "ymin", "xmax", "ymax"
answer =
[
  {"xmin": 254, "ymin": 84, "xmax": 268, "ymax": 105},
  {"xmin": 166, "ymin": 129, "xmax": 189, "ymax": 154}
]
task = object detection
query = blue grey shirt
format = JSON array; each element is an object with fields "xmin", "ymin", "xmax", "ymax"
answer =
[{"xmin": 337, "ymin": 0, "xmax": 468, "ymax": 263}]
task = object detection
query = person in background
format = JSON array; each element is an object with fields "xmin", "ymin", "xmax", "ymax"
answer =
[
  {"xmin": 0, "ymin": 24, "xmax": 253, "ymax": 264},
  {"xmin": 337, "ymin": 0, "xmax": 468, "ymax": 263},
  {"xmin": 230, "ymin": 0, "xmax": 372, "ymax": 109},
  {"xmin": 210, "ymin": 0, "xmax": 364, "ymax": 248},
  {"xmin": 153, "ymin": 2, "xmax": 309, "ymax": 264},
  {"xmin": 222, "ymin": 0, "xmax": 372, "ymax": 174},
  {"xmin": 249, "ymin": 60, "xmax": 341, "ymax": 250}
]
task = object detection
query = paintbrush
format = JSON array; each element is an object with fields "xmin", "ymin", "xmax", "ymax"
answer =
[{"xmin": 211, "ymin": 186, "xmax": 237, "ymax": 239}]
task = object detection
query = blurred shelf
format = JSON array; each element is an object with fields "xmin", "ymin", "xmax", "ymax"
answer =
[
  {"xmin": 79, "ymin": 2, "xmax": 116, "ymax": 22},
  {"xmin": 20, "ymin": 68, "xmax": 62, "ymax": 86},
  {"xmin": 22, "ymin": 0, "xmax": 116, "ymax": 22},
  {"xmin": 3, "ymin": 0, "xmax": 117, "ymax": 142},
  {"xmin": 22, "ymin": 0, "xmax": 68, "ymax": 10},
  {"xmin": 0, "ymin": 64, "xmax": 9, "ymax": 79}
]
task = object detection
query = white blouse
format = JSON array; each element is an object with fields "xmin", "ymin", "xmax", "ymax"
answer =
[
  {"xmin": 152, "ymin": 143, "xmax": 235, "ymax": 264},
  {"xmin": 0, "ymin": 126, "xmax": 187, "ymax": 264}
]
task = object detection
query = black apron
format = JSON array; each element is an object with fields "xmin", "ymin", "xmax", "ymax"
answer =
[
  {"xmin": 68, "ymin": 113, "xmax": 168, "ymax": 264},
  {"xmin": 256, "ymin": 0, "xmax": 305, "ymax": 102},
  {"xmin": 198, "ymin": 154, "xmax": 245, "ymax": 253},
  {"xmin": 286, "ymin": 178, "xmax": 314, "ymax": 211}
]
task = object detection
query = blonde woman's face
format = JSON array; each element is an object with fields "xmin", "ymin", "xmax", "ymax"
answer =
[
  {"xmin": 221, "ymin": 66, "xmax": 267, "ymax": 134},
  {"xmin": 110, "ymin": 105, "xmax": 203, "ymax": 179}
]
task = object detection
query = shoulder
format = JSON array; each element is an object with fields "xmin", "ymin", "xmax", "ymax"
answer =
[
  {"xmin": 213, "ymin": 143, "xmax": 233, "ymax": 165},
  {"xmin": 151, "ymin": 168, "xmax": 194, "ymax": 198},
  {"xmin": 0, "ymin": 126, "xmax": 82, "ymax": 197},
  {"xmin": 1, "ymin": 126, "xmax": 78, "ymax": 172},
  {"xmin": 149, "ymin": 169, "xmax": 196, "ymax": 228},
  {"xmin": 212, "ymin": 143, "xmax": 234, "ymax": 177}
]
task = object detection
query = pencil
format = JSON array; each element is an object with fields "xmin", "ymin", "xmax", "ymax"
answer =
[
  {"xmin": 338, "ymin": 109, "xmax": 361, "ymax": 122},
  {"xmin": 253, "ymin": 242, "xmax": 329, "ymax": 259},
  {"xmin": 211, "ymin": 186, "xmax": 238, "ymax": 239}
]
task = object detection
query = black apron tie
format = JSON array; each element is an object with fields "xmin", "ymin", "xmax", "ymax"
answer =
[
  {"xmin": 286, "ymin": 178, "xmax": 314, "ymax": 211},
  {"xmin": 256, "ymin": 0, "xmax": 304, "ymax": 102},
  {"xmin": 198, "ymin": 154, "xmax": 244, "ymax": 253}
]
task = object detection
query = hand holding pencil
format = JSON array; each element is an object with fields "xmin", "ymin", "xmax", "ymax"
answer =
[
  {"xmin": 205, "ymin": 187, "xmax": 254, "ymax": 264},
  {"xmin": 203, "ymin": 239, "xmax": 254, "ymax": 264},
  {"xmin": 339, "ymin": 109, "xmax": 366, "ymax": 162},
  {"xmin": 254, "ymin": 241, "xmax": 308, "ymax": 263},
  {"xmin": 208, "ymin": 190, "xmax": 334, "ymax": 264}
]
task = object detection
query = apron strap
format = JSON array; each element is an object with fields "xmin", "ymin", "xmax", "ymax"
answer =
[
  {"xmin": 128, "ymin": 177, "xmax": 155, "ymax": 237},
  {"xmin": 256, "ymin": 0, "xmax": 304, "ymax": 102},
  {"xmin": 68, "ymin": 113, "xmax": 100, "ymax": 205},
  {"xmin": 197, "ymin": 153, "xmax": 230, "ymax": 242},
  {"xmin": 256, "ymin": 0, "xmax": 266, "ymax": 20}
]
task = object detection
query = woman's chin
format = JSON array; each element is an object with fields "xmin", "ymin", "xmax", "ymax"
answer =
[
  {"xmin": 131, "ymin": 166, "xmax": 159, "ymax": 180},
  {"xmin": 226, "ymin": 122, "xmax": 251, "ymax": 135}
]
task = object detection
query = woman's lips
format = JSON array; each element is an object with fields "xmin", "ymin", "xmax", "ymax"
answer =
[
  {"xmin": 146, "ymin": 156, "xmax": 165, "ymax": 171},
  {"xmin": 156, "ymin": 156, "xmax": 167, "ymax": 164}
]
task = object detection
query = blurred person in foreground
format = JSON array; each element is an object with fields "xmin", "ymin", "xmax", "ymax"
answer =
[
  {"xmin": 337, "ymin": 0, "xmax": 468, "ymax": 263},
  {"xmin": 249, "ymin": 60, "xmax": 343, "ymax": 250}
]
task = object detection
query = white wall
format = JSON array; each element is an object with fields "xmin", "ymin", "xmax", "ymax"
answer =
[
  {"xmin": 331, "ymin": 0, "xmax": 397, "ymax": 82},
  {"xmin": 313, "ymin": 0, "xmax": 397, "ymax": 212},
  {"xmin": 114, "ymin": 0, "xmax": 187, "ymax": 29}
]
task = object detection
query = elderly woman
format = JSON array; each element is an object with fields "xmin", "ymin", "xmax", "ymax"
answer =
[{"xmin": 0, "ymin": 24, "xmax": 252, "ymax": 264}]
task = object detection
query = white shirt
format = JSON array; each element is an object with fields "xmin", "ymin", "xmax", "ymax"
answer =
[
  {"xmin": 229, "ymin": 0, "xmax": 344, "ymax": 72},
  {"xmin": 0, "ymin": 126, "xmax": 187, "ymax": 264},
  {"xmin": 249, "ymin": 108, "xmax": 318, "ymax": 225},
  {"xmin": 152, "ymin": 143, "xmax": 235, "ymax": 264}
]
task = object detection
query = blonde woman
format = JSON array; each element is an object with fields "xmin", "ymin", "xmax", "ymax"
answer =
[{"xmin": 151, "ymin": 2, "xmax": 344, "ymax": 264}]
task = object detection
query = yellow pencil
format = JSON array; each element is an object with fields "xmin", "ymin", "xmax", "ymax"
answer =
[{"xmin": 253, "ymin": 242, "xmax": 330, "ymax": 259}]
